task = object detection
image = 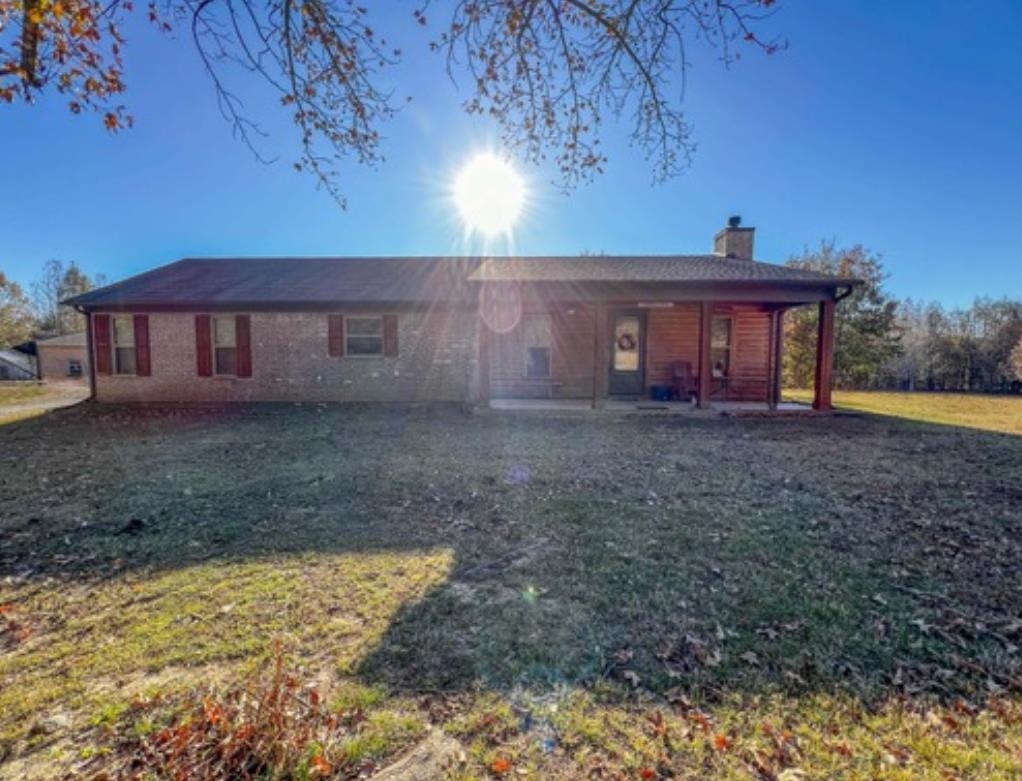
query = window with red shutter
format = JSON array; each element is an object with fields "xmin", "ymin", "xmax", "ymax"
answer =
[
  {"xmin": 133, "ymin": 315, "xmax": 151, "ymax": 377},
  {"xmin": 383, "ymin": 314, "xmax": 399, "ymax": 357},
  {"xmin": 93, "ymin": 314, "xmax": 112, "ymax": 375},
  {"xmin": 235, "ymin": 315, "xmax": 252, "ymax": 378},
  {"xmin": 112, "ymin": 315, "xmax": 136, "ymax": 374},
  {"xmin": 327, "ymin": 314, "xmax": 344, "ymax": 357},
  {"xmin": 195, "ymin": 314, "xmax": 213, "ymax": 377},
  {"xmin": 344, "ymin": 315, "xmax": 385, "ymax": 356}
]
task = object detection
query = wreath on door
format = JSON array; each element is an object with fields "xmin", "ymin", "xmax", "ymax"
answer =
[{"xmin": 617, "ymin": 333, "xmax": 638, "ymax": 351}]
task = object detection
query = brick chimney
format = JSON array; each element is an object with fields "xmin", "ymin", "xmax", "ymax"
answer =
[{"xmin": 713, "ymin": 215, "xmax": 755, "ymax": 259}]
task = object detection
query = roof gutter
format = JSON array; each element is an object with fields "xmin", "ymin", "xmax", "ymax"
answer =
[
  {"xmin": 72, "ymin": 304, "xmax": 96, "ymax": 402},
  {"xmin": 835, "ymin": 284, "xmax": 857, "ymax": 302}
]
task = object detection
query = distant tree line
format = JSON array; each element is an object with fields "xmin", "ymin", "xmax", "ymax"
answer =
[
  {"xmin": 783, "ymin": 242, "xmax": 1022, "ymax": 393},
  {"xmin": 0, "ymin": 260, "xmax": 106, "ymax": 347}
]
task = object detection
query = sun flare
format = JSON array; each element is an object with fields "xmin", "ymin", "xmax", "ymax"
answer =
[{"xmin": 453, "ymin": 153, "xmax": 525, "ymax": 237}]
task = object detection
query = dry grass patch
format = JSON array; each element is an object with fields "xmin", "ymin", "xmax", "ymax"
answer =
[{"xmin": 786, "ymin": 390, "xmax": 1022, "ymax": 435}]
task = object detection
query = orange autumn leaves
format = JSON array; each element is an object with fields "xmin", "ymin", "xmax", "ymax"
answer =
[
  {"xmin": 0, "ymin": 0, "xmax": 130, "ymax": 126},
  {"xmin": 490, "ymin": 755, "xmax": 512, "ymax": 774}
]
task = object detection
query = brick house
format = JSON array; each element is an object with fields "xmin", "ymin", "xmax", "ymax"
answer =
[{"xmin": 65, "ymin": 219, "xmax": 857, "ymax": 410}]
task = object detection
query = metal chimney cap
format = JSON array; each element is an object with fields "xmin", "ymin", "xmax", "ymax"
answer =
[{"xmin": 728, "ymin": 215, "xmax": 742, "ymax": 228}]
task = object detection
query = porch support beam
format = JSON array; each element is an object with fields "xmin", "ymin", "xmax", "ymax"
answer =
[
  {"xmin": 591, "ymin": 303, "xmax": 607, "ymax": 408},
  {"xmin": 813, "ymin": 299, "xmax": 835, "ymax": 411},
  {"xmin": 477, "ymin": 322, "xmax": 491, "ymax": 406},
  {"xmin": 697, "ymin": 301, "xmax": 713, "ymax": 409},
  {"xmin": 769, "ymin": 308, "xmax": 784, "ymax": 409}
]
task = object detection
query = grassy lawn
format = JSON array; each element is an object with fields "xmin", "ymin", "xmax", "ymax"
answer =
[
  {"xmin": 786, "ymin": 389, "xmax": 1022, "ymax": 436},
  {"xmin": 0, "ymin": 383, "xmax": 87, "ymax": 426},
  {"xmin": 1, "ymin": 399, "xmax": 1022, "ymax": 778},
  {"xmin": 0, "ymin": 383, "xmax": 45, "ymax": 405}
]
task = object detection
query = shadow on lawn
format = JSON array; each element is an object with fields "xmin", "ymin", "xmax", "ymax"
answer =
[{"xmin": 2, "ymin": 402, "xmax": 1022, "ymax": 708}]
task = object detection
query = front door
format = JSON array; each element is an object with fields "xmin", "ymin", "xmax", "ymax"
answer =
[{"xmin": 609, "ymin": 310, "xmax": 646, "ymax": 396}]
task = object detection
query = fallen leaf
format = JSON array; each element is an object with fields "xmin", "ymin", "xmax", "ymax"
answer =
[
  {"xmin": 491, "ymin": 757, "xmax": 512, "ymax": 775},
  {"xmin": 310, "ymin": 753, "xmax": 333, "ymax": 775},
  {"xmin": 712, "ymin": 733, "xmax": 730, "ymax": 751},
  {"xmin": 831, "ymin": 740, "xmax": 853, "ymax": 757}
]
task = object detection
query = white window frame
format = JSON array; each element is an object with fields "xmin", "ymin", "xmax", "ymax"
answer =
[
  {"xmin": 112, "ymin": 315, "xmax": 136, "ymax": 376},
  {"xmin": 212, "ymin": 315, "xmax": 238, "ymax": 377},
  {"xmin": 344, "ymin": 314, "xmax": 385, "ymax": 358},
  {"xmin": 711, "ymin": 315, "xmax": 733, "ymax": 378}
]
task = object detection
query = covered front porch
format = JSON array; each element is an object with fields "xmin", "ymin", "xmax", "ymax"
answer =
[{"xmin": 477, "ymin": 296, "xmax": 838, "ymax": 412}]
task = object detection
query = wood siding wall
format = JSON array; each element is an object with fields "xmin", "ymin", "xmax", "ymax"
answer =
[
  {"xmin": 645, "ymin": 304, "xmax": 771, "ymax": 402},
  {"xmin": 645, "ymin": 304, "xmax": 701, "ymax": 387},
  {"xmin": 488, "ymin": 302, "xmax": 772, "ymax": 402},
  {"xmin": 490, "ymin": 305, "xmax": 596, "ymax": 398},
  {"xmin": 727, "ymin": 308, "xmax": 772, "ymax": 402}
]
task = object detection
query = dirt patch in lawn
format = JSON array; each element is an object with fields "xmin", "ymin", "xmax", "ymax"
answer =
[{"xmin": 2, "ymin": 402, "xmax": 1022, "ymax": 778}]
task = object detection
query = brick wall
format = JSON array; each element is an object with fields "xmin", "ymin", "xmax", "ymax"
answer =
[{"xmin": 94, "ymin": 310, "xmax": 480, "ymax": 403}]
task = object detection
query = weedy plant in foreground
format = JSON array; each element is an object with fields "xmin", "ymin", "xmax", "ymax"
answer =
[{"xmin": 89, "ymin": 644, "xmax": 370, "ymax": 780}]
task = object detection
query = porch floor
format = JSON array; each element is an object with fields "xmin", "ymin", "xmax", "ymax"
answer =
[{"xmin": 487, "ymin": 398, "xmax": 814, "ymax": 414}]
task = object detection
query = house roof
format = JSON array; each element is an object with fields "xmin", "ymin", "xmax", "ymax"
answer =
[
  {"xmin": 64, "ymin": 258, "xmax": 484, "ymax": 309},
  {"xmin": 35, "ymin": 331, "xmax": 87, "ymax": 348},
  {"xmin": 0, "ymin": 349, "xmax": 36, "ymax": 376},
  {"xmin": 64, "ymin": 255, "xmax": 857, "ymax": 310},
  {"xmin": 468, "ymin": 255, "xmax": 858, "ymax": 285}
]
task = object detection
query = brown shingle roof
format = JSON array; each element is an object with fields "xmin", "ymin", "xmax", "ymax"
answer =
[
  {"xmin": 468, "ymin": 255, "xmax": 858, "ymax": 285},
  {"xmin": 64, "ymin": 255, "xmax": 856, "ymax": 310},
  {"xmin": 35, "ymin": 331, "xmax": 87, "ymax": 347},
  {"xmin": 65, "ymin": 257, "xmax": 483, "ymax": 309}
]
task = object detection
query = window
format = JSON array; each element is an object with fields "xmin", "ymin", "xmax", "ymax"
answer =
[
  {"xmin": 113, "ymin": 315, "xmax": 136, "ymax": 375},
  {"xmin": 213, "ymin": 315, "xmax": 238, "ymax": 375},
  {"xmin": 711, "ymin": 316, "xmax": 732, "ymax": 377},
  {"xmin": 345, "ymin": 316, "xmax": 384, "ymax": 356},
  {"xmin": 526, "ymin": 347, "xmax": 551, "ymax": 379},
  {"xmin": 613, "ymin": 315, "xmax": 641, "ymax": 372},
  {"xmin": 67, "ymin": 359, "xmax": 82, "ymax": 377},
  {"xmin": 521, "ymin": 315, "xmax": 552, "ymax": 378}
]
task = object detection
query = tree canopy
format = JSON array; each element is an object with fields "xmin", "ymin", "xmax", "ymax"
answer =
[
  {"xmin": 780, "ymin": 243, "xmax": 1022, "ymax": 394},
  {"xmin": 0, "ymin": 260, "xmax": 105, "ymax": 347},
  {"xmin": 31, "ymin": 258, "xmax": 102, "ymax": 335},
  {"xmin": 0, "ymin": 0, "xmax": 782, "ymax": 205},
  {"xmin": 0, "ymin": 271, "xmax": 34, "ymax": 346},
  {"xmin": 783, "ymin": 242, "xmax": 900, "ymax": 390}
]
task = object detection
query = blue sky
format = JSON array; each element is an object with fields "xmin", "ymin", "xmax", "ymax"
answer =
[{"xmin": 1, "ymin": 1, "xmax": 1020, "ymax": 307}]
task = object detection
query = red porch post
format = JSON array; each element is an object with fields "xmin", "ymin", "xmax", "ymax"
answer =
[
  {"xmin": 697, "ymin": 301, "xmax": 713, "ymax": 409},
  {"xmin": 769, "ymin": 308, "xmax": 784, "ymax": 409},
  {"xmin": 813, "ymin": 299, "xmax": 835, "ymax": 411},
  {"xmin": 592, "ymin": 303, "xmax": 608, "ymax": 409}
]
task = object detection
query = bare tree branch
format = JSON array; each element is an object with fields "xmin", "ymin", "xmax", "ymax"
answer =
[{"xmin": 0, "ymin": 0, "xmax": 784, "ymax": 204}]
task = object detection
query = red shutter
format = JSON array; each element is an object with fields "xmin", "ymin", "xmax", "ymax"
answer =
[
  {"xmin": 195, "ymin": 314, "xmax": 212, "ymax": 377},
  {"xmin": 133, "ymin": 315, "xmax": 151, "ymax": 377},
  {"xmin": 235, "ymin": 315, "xmax": 252, "ymax": 378},
  {"xmin": 383, "ymin": 314, "xmax": 399, "ymax": 357},
  {"xmin": 93, "ymin": 314, "xmax": 111, "ymax": 375},
  {"xmin": 327, "ymin": 314, "xmax": 344, "ymax": 357}
]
